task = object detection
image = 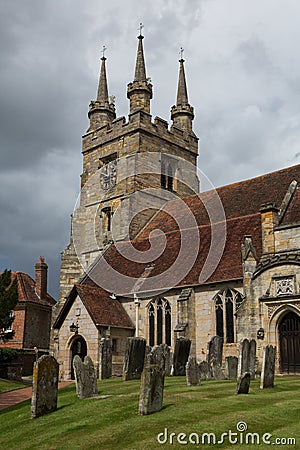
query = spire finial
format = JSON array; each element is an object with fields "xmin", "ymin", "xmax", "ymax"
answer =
[
  {"xmin": 134, "ymin": 25, "xmax": 147, "ymax": 82},
  {"xmin": 97, "ymin": 46, "xmax": 109, "ymax": 103},
  {"xmin": 179, "ymin": 46, "xmax": 184, "ymax": 61},
  {"xmin": 176, "ymin": 53, "xmax": 188, "ymax": 105},
  {"xmin": 101, "ymin": 45, "xmax": 107, "ymax": 60},
  {"xmin": 138, "ymin": 22, "xmax": 144, "ymax": 38},
  {"xmin": 170, "ymin": 49, "xmax": 194, "ymax": 131}
]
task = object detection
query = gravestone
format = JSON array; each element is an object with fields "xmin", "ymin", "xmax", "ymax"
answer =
[
  {"xmin": 146, "ymin": 344, "xmax": 171, "ymax": 376},
  {"xmin": 144, "ymin": 345, "xmax": 152, "ymax": 366},
  {"xmin": 173, "ymin": 337, "xmax": 191, "ymax": 376},
  {"xmin": 31, "ymin": 355, "xmax": 59, "ymax": 419},
  {"xmin": 73, "ymin": 355, "xmax": 98, "ymax": 399},
  {"xmin": 225, "ymin": 356, "xmax": 238, "ymax": 380},
  {"xmin": 99, "ymin": 338, "xmax": 112, "ymax": 379},
  {"xmin": 236, "ymin": 372, "xmax": 251, "ymax": 394},
  {"xmin": 260, "ymin": 345, "xmax": 276, "ymax": 389},
  {"xmin": 199, "ymin": 361, "xmax": 211, "ymax": 380},
  {"xmin": 186, "ymin": 356, "xmax": 201, "ymax": 386},
  {"xmin": 249, "ymin": 340, "xmax": 257, "ymax": 380},
  {"xmin": 123, "ymin": 337, "xmax": 146, "ymax": 381},
  {"xmin": 211, "ymin": 361, "xmax": 225, "ymax": 380},
  {"xmin": 207, "ymin": 336, "xmax": 223, "ymax": 367},
  {"xmin": 139, "ymin": 365, "xmax": 165, "ymax": 415},
  {"xmin": 207, "ymin": 336, "xmax": 223, "ymax": 379},
  {"xmin": 238, "ymin": 339, "xmax": 256, "ymax": 379}
]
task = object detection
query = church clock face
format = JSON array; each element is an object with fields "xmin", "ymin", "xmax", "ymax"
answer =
[{"xmin": 100, "ymin": 160, "xmax": 117, "ymax": 190}]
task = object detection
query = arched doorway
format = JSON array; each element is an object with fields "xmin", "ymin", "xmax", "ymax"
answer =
[
  {"xmin": 70, "ymin": 336, "xmax": 87, "ymax": 380},
  {"xmin": 278, "ymin": 312, "xmax": 300, "ymax": 374}
]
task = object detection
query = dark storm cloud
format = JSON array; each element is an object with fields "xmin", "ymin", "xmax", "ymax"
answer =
[{"xmin": 1, "ymin": 0, "xmax": 300, "ymax": 298}]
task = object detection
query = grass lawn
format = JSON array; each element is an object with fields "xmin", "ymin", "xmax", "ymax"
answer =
[
  {"xmin": 0, "ymin": 378, "xmax": 29, "ymax": 393},
  {"xmin": 0, "ymin": 376, "xmax": 299, "ymax": 449}
]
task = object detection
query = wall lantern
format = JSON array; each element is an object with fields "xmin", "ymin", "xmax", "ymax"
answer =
[{"xmin": 257, "ymin": 328, "xmax": 265, "ymax": 340}]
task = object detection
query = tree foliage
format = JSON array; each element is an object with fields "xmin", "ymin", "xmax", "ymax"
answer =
[{"xmin": 0, "ymin": 270, "xmax": 18, "ymax": 341}]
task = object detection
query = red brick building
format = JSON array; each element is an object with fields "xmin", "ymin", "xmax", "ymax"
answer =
[{"xmin": 0, "ymin": 257, "xmax": 56, "ymax": 352}]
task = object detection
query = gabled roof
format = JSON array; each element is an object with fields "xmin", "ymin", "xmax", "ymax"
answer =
[
  {"xmin": 82, "ymin": 164, "xmax": 300, "ymax": 296},
  {"xmin": 12, "ymin": 272, "xmax": 56, "ymax": 307},
  {"xmin": 53, "ymin": 284, "xmax": 134, "ymax": 330}
]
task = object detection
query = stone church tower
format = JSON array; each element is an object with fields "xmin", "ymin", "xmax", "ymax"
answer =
[{"xmin": 59, "ymin": 32, "xmax": 199, "ymax": 303}]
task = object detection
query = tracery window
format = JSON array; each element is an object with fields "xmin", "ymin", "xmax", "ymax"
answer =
[
  {"xmin": 214, "ymin": 289, "xmax": 243, "ymax": 343},
  {"xmin": 148, "ymin": 298, "xmax": 171, "ymax": 346}
]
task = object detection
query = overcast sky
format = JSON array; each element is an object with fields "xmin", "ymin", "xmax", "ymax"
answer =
[{"xmin": 1, "ymin": 0, "xmax": 300, "ymax": 299}]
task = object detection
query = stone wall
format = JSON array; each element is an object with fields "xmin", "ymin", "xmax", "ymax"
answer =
[
  {"xmin": 55, "ymin": 295, "xmax": 134, "ymax": 379},
  {"xmin": 275, "ymin": 227, "xmax": 300, "ymax": 252},
  {"xmin": 55, "ymin": 295, "xmax": 98, "ymax": 380},
  {"xmin": 238, "ymin": 259, "xmax": 300, "ymax": 372}
]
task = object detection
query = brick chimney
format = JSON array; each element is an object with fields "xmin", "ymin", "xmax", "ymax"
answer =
[
  {"xmin": 260, "ymin": 202, "xmax": 279, "ymax": 254},
  {"xmin": 35, "ymin": 257, "xmax": 48, "ymax": 299}
]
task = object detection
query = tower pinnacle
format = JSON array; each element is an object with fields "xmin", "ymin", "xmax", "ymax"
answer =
[
  {"xmin": 176, "ymin": 57, "xmax": 189, "ymax": 106},
  {"xmin": 88, "ymin": 47, "xmax": 115, "ymax": 131},
  {"xmin": 97, "ymin": 54, "xmax": 109, "ymax": 103},
  {"xmin": 171, "ymin": 54, "xmax": 194, "ymax": 133},
  {"xmin": 127, "ymin": 27, "xmax": 152, "ymax": 115},
  {"xmin": 134, "ymin": 34, "xmax": 147, "ymax": 82}
]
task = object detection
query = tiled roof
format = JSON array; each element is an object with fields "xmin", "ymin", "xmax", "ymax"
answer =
[
  {"xmin": 53, "ymin": 284, "xmax": 134, "ymax": 329},
  {"xmin": 12, "ymin": 272, "xmax": 56, "ymax": 306},
  {"xmin": 138, "ymin": 164, "xmax": 300, "ymax": 235},
  {"xmin": 83, "ymin": 164, "xmax": 300, "ymax": 296}
]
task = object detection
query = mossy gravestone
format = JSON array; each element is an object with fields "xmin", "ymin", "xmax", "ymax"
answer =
[
  {"xmin": 31, "ymin": 355, "xmax": 59, "ymax": 419},
  {"xmin": 146, "ymin": 344, "xmax": 171, "ymax": 376},
  {"xmin": 123, "ymin": 337, "xmax": 146, "ymax": 381},
  {"xmin": 236, "ymin": 372, "xmax": 251, "ymax": 394},
  {"xmin": 73, "ymin": 355, "xmax": 98, "ymax": 399},
  {"xmin": 173, "ymin": 337, "xmax": 191, "ymax": 376},
  {"xmin": 238, "ymin": 338, "xmax": 256, "ymax": 380},
  {"xmin": 199, "ymin": 361, "xmax": 211, "ymax": 380},
  {"xmin": 186, "ymin": 356, "xmax": 201, "ymax": 386},
  {"xmin": 208, "ymin": 335, "xmax": 223, "ymax": 368},
  {"xmin": 225, "ymin": 356, "xmax": 238, "ymax": 380},
  {"xmin": 260, "ymin": 345, "xmax": 276, "ymax": 389},
  {"xmin": 99, "ymin": 338, "xmax": 112, "ymax": 380},
  {"xmin": 139, "ymin": 365, "xmax": 165, "ymax": 415}
]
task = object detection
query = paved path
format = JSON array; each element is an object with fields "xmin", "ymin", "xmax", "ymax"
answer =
[{"xmin": 0, "ymin": 381, "xmax": 73, "ymax": 411}]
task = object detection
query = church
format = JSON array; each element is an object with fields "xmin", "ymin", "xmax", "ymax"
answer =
[{"xmin": 53, "ymin": 31, "xmax": 300, "ymax": 379}]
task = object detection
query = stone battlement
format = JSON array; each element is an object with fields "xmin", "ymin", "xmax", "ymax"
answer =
[{"xmin": 82, "ymin": 110, "xmax": 198, "ymax": 155}]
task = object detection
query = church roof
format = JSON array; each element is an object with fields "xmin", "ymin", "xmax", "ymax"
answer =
[
  {"xmin": 12, "ymin": 272, "xmax": 56, "ymax": 307},
  {"xmin": 53, "ymin": 284, "xmax": 134, "ymax": 329},
  {"xmin": 83, "ymin": 164, "xmax": 300, "ymax": 297}
]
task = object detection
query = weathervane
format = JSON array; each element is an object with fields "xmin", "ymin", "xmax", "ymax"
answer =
[
  {"xmin": 138, "ymin": 22, "xmax": 144, "ymax": 36},
  {"xmin": 179, "ymin": 46, "xmax": 184, "ymax": 60},
  {"xmin": 101, "ymin": 45, "xmax": 107, "ymax": 59}
]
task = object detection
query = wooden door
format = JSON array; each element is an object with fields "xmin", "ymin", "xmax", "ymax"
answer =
[{"xmin": 279, "ymin": 312, "xmax": 300, "ymax": 374}]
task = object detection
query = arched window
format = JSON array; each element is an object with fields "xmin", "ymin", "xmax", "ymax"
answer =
[
  {"xmin": 102, "ymin": 207, "xmax": 112, "ymax": 232},
  {"xmin": 148, "ymin": 298, "xmax": 171, "ymax": 346},
  {"xmin": 215, "ymin": 297, "xmax": 223, "ymax": 339},
  {"xmin": 165, "ymin": 302, "xmax": 171, "ymax": 346},
  {"xmin": 161, "ymin": 162, "xmax": 166, "ymax": 189},
  {"xmin": 167, "ymin": 164, "xmax": 173, "ymax": 191},
  {"xmin": 149, "ymin": 303, "xmax": 155, "ymax": 347},
  {"xmin": 214, "ymin": 288, "xmax": 243, "ymax": 343}
]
